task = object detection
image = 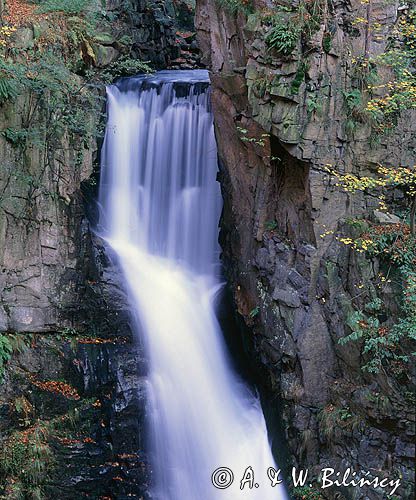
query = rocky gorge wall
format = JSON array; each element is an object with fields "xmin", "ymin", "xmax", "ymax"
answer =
[
  {"xmin": 0, "ymin": 0, "xmax": 197, "ymax": 334},
  {"xmin": 196, "ymin": 0, "xmax": 415, "ymax": 498},
  {"xmin": 0, "ymin": 1, "xmax": 197, "ymax": 497}
]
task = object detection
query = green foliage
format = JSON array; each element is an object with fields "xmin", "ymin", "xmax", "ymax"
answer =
[
  {"xmin": 34, "ymin": 0, "xmax": 92, "ymax": 14},
  {"xmin": 342, "ymin": 89, "xmax": 363, "ymax": 116},
  {"xmin": 13, "ymin": 396, "xmax": 34, "ymax": 427},
  {"xmin": 345, "ymin": 118, "xmax": 358, "ymax": 135},
  {"xmin": 236, "ymin": 126, "xmax": 268, "ymax": 146},
  {"xmin": 318, "ymin": 404, "xmax": 361, "ymax": 444},
  {"xmin": 1, "ymin": 127, "xmax": 30, "ymax": 147},
  {"xmin": 0, "ymin": 408, "xmax": 81, "ymax": 498},
  {"xmin": 8, "ymin": 334, "xmax": 31, "ymax": 354},
  {"xmin": 293, "ymin": 486, "xmax": 323, "ymax": 499},
  {"xmin": 322, "ymin": 31, "xmax": 332, "ymax": 53},
  {"xmin": 0, "ymin": 77, "xmax": 19, "ymax": 103},
  {"xmin": 340, "ymin": 88, "xmax": 367, "ymax": 133},
  {"xmin": 1, "ymin": 427, "xmax": 52, "ymax": 489},
  {"xmin": 351, "ymin": 56, "xmax": 379, "ymax": 88},
  {"xmin": 251, "ymin": 75, "xmax": 271, "ymax": 98},
  {"xmin": 98, "ymin": 56, "xmax": 153, "ymax": 82},
  {"xmin": 339, "ymin": 225, "xmax": 416, "ymax": 375},
  {"xmin": 263, "ymin": 0, "xmax": 325, "ymax": 55},
  {"xmin": 0, "ymin": 334, "xmax": 32, "ymax": 383},
  {"xmin": 291, "ymin": 62, "xmax": 307, "ymax": 94},
  {"xmin": 216, "ymin": 0, "xmax": 253, "ymax": 16},
  {"xmin": 249, "ymin": 306, "xmax": 259, "ymax": 318},
  {"xmin": 306, "ymin": 94, "xmax": 323, "ymax": 115},
  {"xmin": 0, "ymin": 392, "xmax": 102, "ymax": 498},
  {"xmin": 365, "ymin": 391, "xmax": 392, "ymax": 412},
  {"xmin": 0, "ymin": 51, "xmax": 96, "ymax": 134},
  {"xmin": 0, "ymin": 334, "xmax": 13, "ymax": 382},
  {"xmin": 265, "ymin": 220, "xmax": 278, "ymax": 231},
  {"xmin": 265, "ymin": 21, "xmax": 300, "ymax": 55},
  {"xmin": 297, "ymin": 0, "xmax": 325, "ymax": 38},
  {"xmin": 324, "ymin": 165, "xmax": 415, "ymax": 378},
  {"xmin": 363, "ymin": 9, "xmax": 416, "ymax": 132}
]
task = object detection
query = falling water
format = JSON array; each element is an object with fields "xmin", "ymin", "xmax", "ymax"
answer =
[{"xmin": 98, "ymin": 70, "xmax": 287, "ymax": 500}]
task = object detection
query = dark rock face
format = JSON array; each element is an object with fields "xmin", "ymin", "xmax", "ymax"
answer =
[
  {"xmin": 0, "ymin": 208, "xmax": 152, "ymax": 497},
  {"xmin": 104, "ymin": 0, "xmax": 201, "ymax": 69},
  {"xmin": 0, "ymin": 334, "xmax": 150, "ymax": 499},
  {"xmin": 196, "ymin": 0, "xmax": 415, "ymax": 498},
  {"xmin": 60, "ymin": 341, "xmax": 150, "ymax": 499}
]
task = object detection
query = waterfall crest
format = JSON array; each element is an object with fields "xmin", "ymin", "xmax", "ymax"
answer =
[{"xmin": 99, "ymin": 70, "xmax": 287, "ymax": 500}]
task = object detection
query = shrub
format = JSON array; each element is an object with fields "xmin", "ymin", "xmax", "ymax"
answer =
[{"xmin": 100, "ymin": 56, "xmax": 153, "ymax": 81}]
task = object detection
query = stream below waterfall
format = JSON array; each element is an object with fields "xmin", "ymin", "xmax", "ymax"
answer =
[{"xmin": 97, "ymin": 70, "xmax": 287, "ymax": 500}]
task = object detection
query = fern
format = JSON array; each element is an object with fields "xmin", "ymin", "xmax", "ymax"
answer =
[
  {"xmin": 265, "ymin": 22, "xmax": 300, "ymax": 55},
  {"xmin": 0, "ymin": 77, "xmax": 19, "ymax": 103}
]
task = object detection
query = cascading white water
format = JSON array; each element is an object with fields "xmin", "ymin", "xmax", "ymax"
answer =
[{"xmin": 99, "ymin": 70, "xmax": 287, "ymax": 500}]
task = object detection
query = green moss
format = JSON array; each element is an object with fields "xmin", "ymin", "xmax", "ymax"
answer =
[
  {"xmin": 322, "ymin": 31, "xmax": 332, "ymax": 53},
  {"xmin": 290, "ymin": 62, "xmax": 308, "ymax": 94}
]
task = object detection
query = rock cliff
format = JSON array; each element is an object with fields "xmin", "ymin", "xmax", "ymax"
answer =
[
  {"xmin": 0, "ymin": 0, "xmax": 197, "ymax": 334},
  {"xmin": 196, "ymin": 0, "xmax": 415, "ymax": 498},
  {"xmin": 0, "ymin": 0, "xmax": 197, "ymax": 497}
]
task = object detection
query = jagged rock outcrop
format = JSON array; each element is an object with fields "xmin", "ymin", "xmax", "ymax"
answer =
[{"xmin": 196, "ymin": 0, "xmax": 415, "ymax": 498}]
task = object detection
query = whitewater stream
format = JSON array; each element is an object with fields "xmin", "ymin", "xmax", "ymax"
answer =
[{"xmin": 98, "ymin": 70, "xmax": 287, "ymax": 500}]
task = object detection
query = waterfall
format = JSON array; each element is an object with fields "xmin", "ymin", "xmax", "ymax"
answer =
[{"xmin": 98, "ymin": 70, "xmax": 287, "ymax": 500}]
